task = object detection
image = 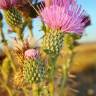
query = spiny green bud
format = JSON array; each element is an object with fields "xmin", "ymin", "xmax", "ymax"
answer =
[
  {"xmin": 23, "ymin": 49, "xmax": 46, "ymax": 84},
  {"xmin": 42, "ymin": 30, "xmax": 64, "ymax": 57},
  {"xmin": 4, "ymin": 7, "xmax": 22, "ymax": 31}
]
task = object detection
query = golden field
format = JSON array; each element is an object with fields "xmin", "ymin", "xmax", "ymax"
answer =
[{"xmin": 57, "ymin": 42, "xmax": 96, "ymax": 96}]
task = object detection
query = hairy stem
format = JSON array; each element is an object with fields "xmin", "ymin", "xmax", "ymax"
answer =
[
  {"xmin": 60, "ymin": 50, "xmax": 74, "ymax": 96},
  {"xmin": 48, "ymin": 57, "xmax": 57, "ymax": 96}
]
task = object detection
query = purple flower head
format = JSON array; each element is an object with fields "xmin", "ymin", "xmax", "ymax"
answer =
[
  {"xmin": 0, "ymin": 0, "xmax": 18, "ymax": 10},
  {"xmin": 40, "ymin": 0, "xmax": 89, "ymax": 34},
  {"xmin": 24, "ymin": 49, "xmax": 39, "ymax": 60}
]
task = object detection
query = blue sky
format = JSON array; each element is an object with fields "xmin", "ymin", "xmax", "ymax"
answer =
[
  {"xmin": 1, "ymin": 0, "xmax": 96, "ymax": 43},
  {"xmin": 77, "ymin": 0, "xmax": 96, "ymax": 42}
]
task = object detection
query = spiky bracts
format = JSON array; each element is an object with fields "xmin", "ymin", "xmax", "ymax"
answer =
[
  {"xmin": 42, "ymin": 30, "xmax": 64, "ymax": 57},
  {"xmin": 23, "ymin": 59, "xmax": 46, "ymax": 84},
  {"xmin": 0, "ymin": 0, "xmax": 23, "ymax": 33},
  {"xmin": 4, "ymin": 7, "xmax": 22, "ymax": 31},
  {"xmin": 23, "ymin": 49, "xmax": 46, "ymax": 84}
]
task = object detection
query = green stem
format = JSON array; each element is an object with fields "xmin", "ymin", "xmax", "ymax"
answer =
[
  {"xmin": 24, "ymin": 17, "xmax": 33, "ymax": 40},
  {"xmin": 48, "ymin": 57, "xmax": 57, "ymax": 96},
  {"xmin": 17, "ymin": 29, "xmax": 23, "ymax": 42},
  {"xmin": 32, "ymin": 83, "xmax": 39, "ymax": 96},
  {"xmin": 38, "ymin": 83, "xmax": 46, "ymax": 96},
  {"xmin": 60, "ymin": 50, "xmax": 74, "ymax": 96},
  {"xmin": 50, "ymin": 57, "xmax": 56, "ymax": 80},
  {"xmin": 40, "ymin": 85, "xmax": 49, "ymax": 96}
]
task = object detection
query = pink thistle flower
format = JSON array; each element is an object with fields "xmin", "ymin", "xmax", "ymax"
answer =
[
  {"xmin": 24, "ymin": 49, "xmax": 39, "ymax": 60},
  {"xmin": 40, "ymin": 0, "xmax": 88, "ymax": 34},
  {"xmin": 0, "ymin": 0, "xmax": 18, "ymax": 10}
]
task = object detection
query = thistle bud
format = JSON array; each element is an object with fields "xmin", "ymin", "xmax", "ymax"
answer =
[{"xmin": 23, "ymin": 49, "xmax": 46, "ymax": 84}]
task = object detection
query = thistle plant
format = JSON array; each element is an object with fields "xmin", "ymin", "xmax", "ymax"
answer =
[
  {"xmin": 40, "ymin": 0, "xmax": 88, "ymax": 58},
  {"xmin": 23, "ymin": 49, "xmax": 45, "ymax": 83},
  {"xmin": 23, "ymin": 49, "xmax": 46, "ymax": 95},
  {"xmin": 39, "ymin": 0, "xmax": 90, "ymax": 95},
  {"xmin": 0, "ymin": 0, "xmax": 92, "ymax": 96},
  {"xmin": 0, "ymin": 0, "xmax": 23, "ymax": 40}
]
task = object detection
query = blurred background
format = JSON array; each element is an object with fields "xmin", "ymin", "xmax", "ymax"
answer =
[{"xmin": 0, "ymin": 0, "xmax": 96, "ymax": 96}]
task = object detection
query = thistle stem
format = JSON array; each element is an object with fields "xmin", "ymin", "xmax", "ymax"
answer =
[
  {"xmin": 32, "ymin": 83, "xmax": 39, "ymax": 96},
  {"xmin": 40, "ymin": 85, "xmax": 49, "ymax": 96},
  {"xmin": 60, "ymin": 50, "xmax": 74, "ymax": 96},
  {"xmin": 17, "ymin": 29, "xmax": 23, "ymax": 42},
  {"xmin": 48, "ymin": 81, "xmax": 54, "ymax": 96},
  {"xmin": 48, "ymin": 57, "xmax": 57, "ymax": 96},
  {"xmin": 24, "ymin": 17, "xmax": 33, "ymax": 40}
]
